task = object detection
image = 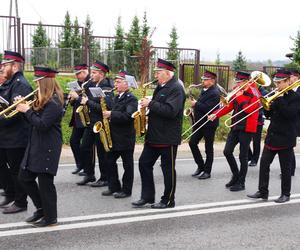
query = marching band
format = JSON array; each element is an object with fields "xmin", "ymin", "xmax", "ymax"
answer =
[{"xmin": 1, "ymin": 50, "xmax": 300, "ymax": 227}]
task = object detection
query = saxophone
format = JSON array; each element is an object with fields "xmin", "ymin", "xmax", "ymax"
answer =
[
  {"xmin": 75, "ymin": 80, "xmax": 91, "ymax": 127},
  {"xmin": 93, "ymin": 88, "xmax": 116, "ymax": 152},
  {"xmin": 131, "ymin": 80, "xmax": 157, "ymax": 136}
]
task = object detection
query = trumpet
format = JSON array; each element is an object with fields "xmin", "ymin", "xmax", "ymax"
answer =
[
  {"xmin": 260, "ymin": 79, "xmax": 300, "ymax": 111},
  {"xmin": 0, "ymin": 89, "xmax": 39, "ymax": 118}
]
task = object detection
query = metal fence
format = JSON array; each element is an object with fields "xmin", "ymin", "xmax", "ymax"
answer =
[
  {"xmin": 181, "ymin": 64, "xmax": 230, "ymax": 90},
  {"xmin": 0, "ymin": 15, "xmax": 20, "ymax": 53}
]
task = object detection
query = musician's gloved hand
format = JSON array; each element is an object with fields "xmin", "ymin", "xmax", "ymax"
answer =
[
  {"xmin": 103, "ymin": 111, "xmax": 111, "ymax": 119},
  {"xmin": 208, "ymin": 114, "xmax": 217, "ymax": 121},
  {"xmin": 141, "ymin": 98, "xmax": 151, "ymax": 108},
  {"xmin": 81, "ymin": 96, "xmax": 88, "ymax": 105},
  {"xmin": 69, "ymin": 91, "xmax": 79, "ymax": 100}
]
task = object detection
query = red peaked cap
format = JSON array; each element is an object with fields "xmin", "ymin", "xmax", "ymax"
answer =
[
  {"xmin": 1, "ymin": 50, "xmax": 25, "ymax": 64},
  {"xmin": 155, "ymin": 58, "xmax": 176, "ymax": 72},
  {"xmin": 34, "ymin": 66, "xmax": 58, "ymax": 78}
]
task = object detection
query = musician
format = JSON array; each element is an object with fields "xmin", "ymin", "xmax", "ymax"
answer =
[
  {"xmin": 16, "ymin": 66, "xmax": 63, "ymax": 227},
  {"xmin": 0, "ymin": 68, "xmax": 9, "ymax": 194},
  {"xmin": 248, "ymin": 86, "xmax": 268, "ymax": 167},
  {"xmin": 0, "ymin": 51, "xmax": 32, "ymax": 214},
  {"xmin": 248, "ymin": 69, "xmax": 300, "ymax": 203},
  {"xmin": 69, "ymin": 64, "xmax": 90, "ymax": 175},
  {"xmin": 132, "ymin": 58, "xmax": 185, "ymax": 209},
  {"xmin": 101, "ymin": 71, "xmax": 138, "ymax": 198},
  {"xmin": 189, "ymin": 70, "xmax": 221, "ymax": 179},
  {"xmin": 289, "ymin": 69, "xmax": 300, "ymax": 176},
  {"xmin": 208, "ymin": 71, "xmax": 260, "ymax": 191},
  {"xmin": 70, "ymin": 60, "xmax": 113, "ymax": 186}
]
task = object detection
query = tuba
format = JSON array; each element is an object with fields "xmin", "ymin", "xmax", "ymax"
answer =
[
  {"xmin": 93, "ymin": 87, "xmax": 116, "ymax": 152},
  {"xmin": 131, "ymin": 80, "xmax": 157, "ymax": 136},
  {"xmin": 75, "ymin": 80, "xmax": 91, "ymax": 127}
]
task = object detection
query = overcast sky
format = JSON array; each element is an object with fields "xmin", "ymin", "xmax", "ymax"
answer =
[{"xmin": 2, "ymin": 0, "xmax": 300, "ymax": 61}]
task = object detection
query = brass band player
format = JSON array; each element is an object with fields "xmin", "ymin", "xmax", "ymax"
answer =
[
  {"xmin": 101, "ymin": 71, "xmax": 138, "ymax": 198},
  {"xmin": 69, "ymin": 64, "xmax": 90, "ymax": 175},
  {"xmin": 248, "ymin": 69, "xmax": 300, "ymax": 203},
  {"xmin": 69, "ymin": 60, "xmax": 114, "ymax": 186},
  {"xmin": 189, "ymin": 70, "xmax": 221, "ymax": 179}
]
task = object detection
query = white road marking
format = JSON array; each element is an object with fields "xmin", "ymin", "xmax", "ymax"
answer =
[{"xmin": 1, "ymin": 195, "xmax": 300, "ymax": 237}]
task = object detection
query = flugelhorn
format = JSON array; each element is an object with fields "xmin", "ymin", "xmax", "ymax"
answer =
[{"xmin": 0, "ymin": 89, "xmax": 39, "ymax": 118}]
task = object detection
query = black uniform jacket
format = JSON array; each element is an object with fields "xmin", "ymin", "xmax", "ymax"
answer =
[
  {"xmin": 0, "ymin": 71, "xmax": 33, "ymax": 148},
  {"xmin": 265, "ymin": 90, "xmax": 300, "ymax": 148},
  {"xmin": 194, "ymin": 85, "xmax": 220, "ymax": 129},
  {"xmin": 110, "ymin": 91, "xmax": 138, "ymax": 151},
  {"xmin": 21, "ymin": 95, "xmax": 63, "ymax": 176},
  {"xmin": 76, "ymin": 78, "xmax": 113, "ymax": 127},
  {"xmin": 146, "ymin": 77, "xmax": 186, "ymax": 145},
  {"xmin": 69, "ymin": 75, "xmax": 90, "ymax": 128},
  {"xmin": 295, "ymin": 87, "xmax": 300, "ymax": 136}
]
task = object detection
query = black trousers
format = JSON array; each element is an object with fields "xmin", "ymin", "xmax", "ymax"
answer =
[
  {"xmin": 248, "ymin": 124, "xmax": 263, "ymax": 164},
  {"xmin": 189, "ymin": 126, "xmax": 217, "ymax": 174},
  {"xmin": 19, "ymin": 169, "xmax": 57, "ymax": 222},
  {"xmin": 107, "ymin": 149, "xmax": 134, "ymax": 194},
  {"xmin": 80, "ymin": 127, "xmax": 107, "ymax": 180},
  {"xmin": 0, "ymin": 148, "xmax": 27, "ymax": 207},
  {"xmin": 0, "ymin": 162, "xmax": 10, "ymax": 191},
  {"xmin": 139, "ymin": 144, "xmax": 177, "ymax": 204},
  {"xmin": 290, "ymin": 148, "xmax": 296, "ymax": 176},
  {"xmin": 70, "ymin": 127, "xmax": 85, "ymax": 169},
  {"xmin": 223, "ymin": 130, "xmax": 252, "ymax": 184},
  {"xmin": 258, "ymin": 146, "xmax": 293, "ymax": 196}
]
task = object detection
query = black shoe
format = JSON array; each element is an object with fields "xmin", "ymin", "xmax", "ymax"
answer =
[
  {"xmin": 2, "ymin": 204, "xmax": 27, "ymax": 214},
  {"xmin": 132, "ymin": 199, "xmax": 155, "ymax": 207},
  {"xmin": 90, "ymin": 179, "xmax": 108, "ymax": 187},
  {"xmin": 102, "ymin": 189, "xmax": 115, "ymax": 196},
  {"xmin": 78, "ymin": 172, "xmax": 87, "ymax": 176},
  {"xmin": 192, "ymin": 167, "xmax": 203, "ymax": 177},
  {"xmin": 114, "ymin": 192, "xmax": 131, "ymax": 199},
  {"xmin": 229, "ymin": 183, "xmax": 245, "ymax": 192},
  {"xmin": 25, "ymin": 209, "xmax": 44, "ymax": 223},
  {"xmin": 151, "ymin": 201, "xmax": 175, "ymax": 209},
  {"xmin": 225, "ymin": 177, "xmax": 239, "ymax": 188},
  {"xmin": 198, "ymin": 172, "xmax": 211, "ymax": 180},
  {"xmin": 274, "ymin": 195, "xmax": 290, "ymax": 203},
  {"xmin": 248, "ymin": 161, "xmax": 257, "ymax": 167},
  {"xmin": 76, "ymin": 176, "xmax": 96, "ymax": 186},
  {"xmin": 33, "ymin": 218, "xmax": 57, "ymax": 227},
  {"xmin": 247, "ymin": 191, "xmax": 268, "ymax": 200},
  {"xmin": 0, "ymin": 197, "xmax": 14, "ymax": 208},
  {"xmin": 72, "ymin": 168, "xmax": 82, "ymax": 174}
]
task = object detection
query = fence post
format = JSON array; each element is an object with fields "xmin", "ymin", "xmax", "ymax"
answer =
[
  {"xmin": 83, "ymin": 28, "xmax": 89, "ymax": 65},
  {"xmin": 16, "ymin": 17, "xmax": 21, "ymax": 54},
  {"xmin": 193, "ymin": 49, "xmax": 200, "ymax": 84}
]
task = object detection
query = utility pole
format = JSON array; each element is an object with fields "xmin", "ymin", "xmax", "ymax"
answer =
[{"xmin": 7, "ymin": 0, "xmax": 19, "ymax": 50}]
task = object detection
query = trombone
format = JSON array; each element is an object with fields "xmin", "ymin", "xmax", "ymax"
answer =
[
  {"xmin": 182, "ymin": 71, "xmax": 271, "ymax": 141},
  {"xmin": 223, "ymin": 88, "xmax": 276, "ymax": 128},
  {"xmin": 0, "ymin": 89, "xmax": 39, "ymax": 118},
  {"xmin": 181, "ymin": 83, "xmax": 227, "ymax": 138}
]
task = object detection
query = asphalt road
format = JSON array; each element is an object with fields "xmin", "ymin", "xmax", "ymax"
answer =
[{"xmin": 1, "ymin": 155, "xmax": 300, "ymax": 249}]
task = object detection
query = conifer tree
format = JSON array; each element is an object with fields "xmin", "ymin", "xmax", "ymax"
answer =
[
  {"xmin": 167, "ymin": 25, "xmax": 179, "ymax": 61},
  {"xmin": 232, "ymin": 50, "xmax": 247, "ymax": 71}
]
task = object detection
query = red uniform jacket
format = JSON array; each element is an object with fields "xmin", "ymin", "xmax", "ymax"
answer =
[{"xmin": 214, "ymin": 85, "xmax": 260, "ymax": 133}]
